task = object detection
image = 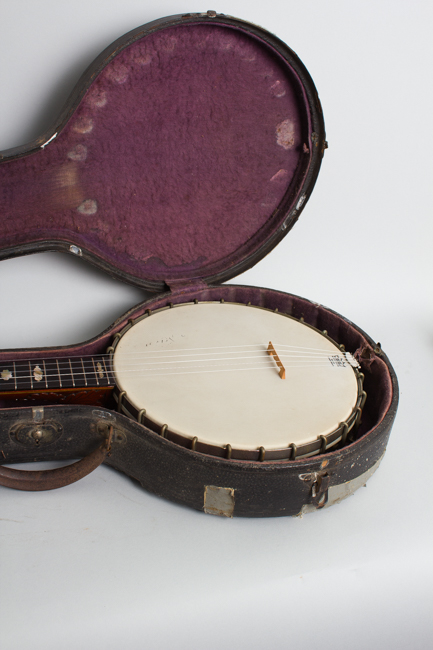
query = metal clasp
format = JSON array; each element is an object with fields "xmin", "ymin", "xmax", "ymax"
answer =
[{"xmin": 299, "ymin": 471, "xmax": 330, "ymax": 508}]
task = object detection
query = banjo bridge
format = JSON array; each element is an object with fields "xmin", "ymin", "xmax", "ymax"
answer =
[{"xmin": 267, "ymin": 341, "xmax": 286, "ymax": 379}]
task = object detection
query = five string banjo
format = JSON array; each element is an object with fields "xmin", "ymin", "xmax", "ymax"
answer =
[{"xmin": 0, "ymin": 301, "xmax": 365, "ymax": 461}]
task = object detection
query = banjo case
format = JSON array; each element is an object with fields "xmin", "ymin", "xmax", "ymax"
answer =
[{"xmin": 0, "ymin": 12, "xmax": 398, "ymax": 516}]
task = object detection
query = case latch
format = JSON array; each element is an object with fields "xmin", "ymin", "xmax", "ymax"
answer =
[
  {"xmin": 299, "ymin": 471, "xmax": 330, "ymax": 509},
  {"xmin": 9, "ymin": 407, "xmax": 63, "ymax": 447}
]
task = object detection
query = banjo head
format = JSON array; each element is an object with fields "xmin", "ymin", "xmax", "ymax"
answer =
[{"xmin": 112, "ymin": 302, "xmax": 364, "ymax": 461}]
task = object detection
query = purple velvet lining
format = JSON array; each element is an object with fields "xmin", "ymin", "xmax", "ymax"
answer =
[
  {"xmin": 0, "ymin": 23, "xmax": 309, "ymax": 283},
  {"xmin": 0, "ymin": 286, "xmax": 394, "ymax": 441}
]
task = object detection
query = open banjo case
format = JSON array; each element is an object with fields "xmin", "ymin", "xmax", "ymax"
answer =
[{"xmin": 0, "ymin": 11, "xmax": 398, "ymax": 516}]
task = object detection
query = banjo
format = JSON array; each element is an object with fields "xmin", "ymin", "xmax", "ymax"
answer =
[
  {"xmin": 0, "ymin": 302, "xmax": 365, "ymax": 461},
  {"xmin": 110, "ymin": 302, "xmax": 365, "ymax": 461}
]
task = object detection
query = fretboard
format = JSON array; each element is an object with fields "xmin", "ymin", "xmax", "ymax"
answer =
[{"xmin": 0, "ymin": 356, "xmax": 115, "ymax": 393}]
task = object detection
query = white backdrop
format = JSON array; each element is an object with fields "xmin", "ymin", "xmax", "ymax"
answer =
[{"xmin": 0, "ymin": 2, "xmax": 432, "ymax": 648}]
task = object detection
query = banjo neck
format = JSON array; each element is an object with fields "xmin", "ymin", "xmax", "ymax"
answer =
[{"xmin": 0, "ymin": 354, "xmax": 115, "ymax": 399}]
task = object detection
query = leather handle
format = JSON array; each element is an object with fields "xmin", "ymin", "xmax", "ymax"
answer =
[{"xmin": 0, "ymin": 427, "xmax": 112, "ymax": 492}]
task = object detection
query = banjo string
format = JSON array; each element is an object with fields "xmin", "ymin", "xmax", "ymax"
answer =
[
  {"xmin": 5, "ymin": 358, "xmax": 348, "ymax": 382},
  {"xmin": 110, "ymin": 364, "xmax": 343, "ymax": 378},
  {"xmin": 2, "ymin": 345, "xmax": 353, "ymax": 381},
  {"xmin": 2, "ymin": 346, "xmax": 345, "ymax": 367},
  {"xmin": 6, "ymin": 364, "xmax": 343, "ymax": 382},
  {"xmin": 6, "ymin": 353, "xmax": 345, "ymax": 367},
  {"xmin": 1, "ymin": 342, "xmax": 345, "ymax": 364},
  {"xmin": 106, "ymin": 352, "xmax": 341, "ymax": 366}
]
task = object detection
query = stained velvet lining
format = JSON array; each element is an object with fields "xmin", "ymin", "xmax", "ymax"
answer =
[{"xmin": 0, "ymin": 23, "xmax": 309, "ymax": 283}]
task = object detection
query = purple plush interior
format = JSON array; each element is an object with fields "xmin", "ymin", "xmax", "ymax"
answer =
[
  {"xmin": 0, "ymin": 286, "xmax": 394, "ymax": 446},
  {"xmin": 0, "ymin": 23, "xmax": 310, "ymax": 284}
]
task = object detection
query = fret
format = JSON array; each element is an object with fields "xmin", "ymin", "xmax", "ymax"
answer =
[
  {"xmin": 68, "ymin": 358, "xmax": 87, "ymax": 388},
  {"xmin": 68, "ymin": 359, "xmax": 76, "ymax": 387},
  {"xmin": 43, "ymin": 358, "xmax": 63, "ymax": 390},
  {"xmin": 42, "ymin": 360, "xmax": 49, "ymax": 389},
  {"xmin": 56, "ymin": 359, "xmax": 62, "ymax": 388},
  {"xmin": 102, "ymin": 356, "xmax": 116, "ymax": 385},
  {"xmin": 86, "ymin": 356, "xmax": 103, "ymax": 387},
  {"xmin": 81, "ymin": 358, "xmax": 88, "ymax": 386},
  {"xmin": 91, "ymin": 357, "xmax": 100, "ymax": 386},
  {"xmin": 102, "ymin": 356, "xmax": 109, "ymax": 381},
  {"xmin": 56, "ymin": 358, "xmax": 75, "ymax": 389},
  {"xmin": 14, "ymin": 360, "xmax": 32, "ymax": 391},
  {"xmin": 28, "ymin": 360, "xmax": 48, "ymax": 390}
]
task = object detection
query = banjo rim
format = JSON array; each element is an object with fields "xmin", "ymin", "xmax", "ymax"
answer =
[{"xmin": 109, "ymin": 301, "xmax": 365, "ymax": 462}]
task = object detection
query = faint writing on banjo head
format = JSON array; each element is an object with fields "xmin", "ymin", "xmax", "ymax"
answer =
[{"xmin": 111, "ymin": 302, "xmax": 365, "ymax": 461}]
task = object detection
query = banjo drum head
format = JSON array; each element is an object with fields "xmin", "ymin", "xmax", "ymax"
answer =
[{"xmin": 112, "ymin": 303, "xmax": 360, "ymax": 456}]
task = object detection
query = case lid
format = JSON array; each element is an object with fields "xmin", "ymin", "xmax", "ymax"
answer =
[{"xmin": 0, "ymin": 12, "xmax": 326, "ymax": 292}]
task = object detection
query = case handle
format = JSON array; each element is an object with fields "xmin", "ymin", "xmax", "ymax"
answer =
[{"xmin": 0, "ymin": 427, "xmax": 112, "ymax": 492}]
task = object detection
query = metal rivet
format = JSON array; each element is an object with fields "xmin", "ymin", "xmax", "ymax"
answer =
[{"xmin": 32, "ymin": 407, "xmax": 44, "ymax": 422}]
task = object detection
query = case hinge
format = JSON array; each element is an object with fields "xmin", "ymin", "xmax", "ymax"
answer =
[{"xmin": 165, "ymin": 279, "xmax": 209, "ymax": 294}]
